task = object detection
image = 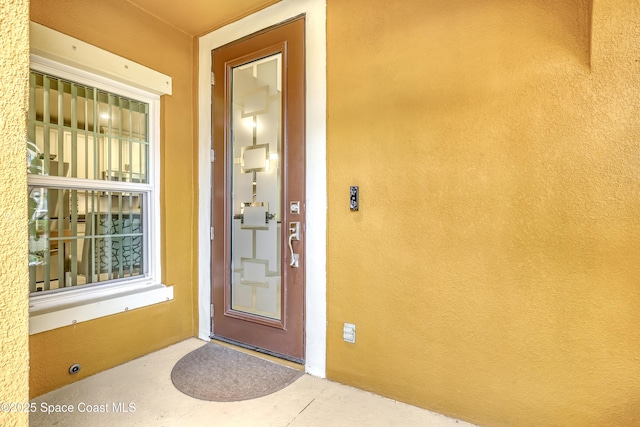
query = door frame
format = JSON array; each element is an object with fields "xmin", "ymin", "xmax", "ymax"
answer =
[{"xmin": 197, "ymin": 0, "xmax": 326, "ymax": 377}]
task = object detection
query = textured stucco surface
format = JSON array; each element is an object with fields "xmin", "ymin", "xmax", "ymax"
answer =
[
  {"xmin": 29, "ymin": 0, "xmax": 196, "ymax": 397},
  {"xmin": 327, "ymin": 0, "xmax": 640, "ymax": 426},
  {"xmin": 0, "ymin": 0, "xmax": 31, "ymax": 426}
]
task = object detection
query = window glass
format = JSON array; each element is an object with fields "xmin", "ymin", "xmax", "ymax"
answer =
[{"xmin": 28, "ymin": 70, "xmax": 150, "ymax": 293}]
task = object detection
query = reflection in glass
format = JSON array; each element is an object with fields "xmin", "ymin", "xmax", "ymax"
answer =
[
  {"xmin": 28, "ymin": 71, "xmax": 148, "ymax": 183},
  {"xmin": 27, "ymin": 70, "xmax": 150, "ymax": 294},
  {"xmin": 28, "ymin": 187, "xmax": 145, "ymax": 293}
]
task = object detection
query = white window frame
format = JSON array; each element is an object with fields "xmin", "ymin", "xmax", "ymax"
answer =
[{"xmin": 29, "ymin": 24, "xmax": 173, "ymax": 335}]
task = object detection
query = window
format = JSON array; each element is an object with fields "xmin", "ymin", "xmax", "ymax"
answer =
[
  {"xmin": 27, "ymin": 47, "xmax": 172, "ymax": 334},
  {"xmin": 28, "ymin": 69, "xmax": 151, "ymax": 292}
]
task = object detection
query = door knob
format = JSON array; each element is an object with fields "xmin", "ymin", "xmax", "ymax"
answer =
[{"xmin": 288, "ymin": 222, "xmax": 300, "ymax": 268}]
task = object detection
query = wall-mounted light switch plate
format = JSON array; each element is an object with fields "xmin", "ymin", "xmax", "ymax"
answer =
[
  {"xmin": 343, "ymin": 323, "xmax": 356, "ymax": 343},
  {"xmin": 350, "ymin": 186, "xmax": 359, "ymax": 211}
]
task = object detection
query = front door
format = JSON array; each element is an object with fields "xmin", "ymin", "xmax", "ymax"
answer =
[{"xmin": 211, "ymin": 17, "xmax": 305, "ymax": 363}]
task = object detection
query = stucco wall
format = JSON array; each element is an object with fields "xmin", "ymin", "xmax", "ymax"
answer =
[
  {"xmin": 0, "ymin": 0, "xmax": 31, "ymax": 425},
  {"xmin": 29, "ymin": 0, "xmax": 196, "ymax": 397},
  {"xmin": 326, "ymin": 0, "xmax": 640, "ymax": 425}
]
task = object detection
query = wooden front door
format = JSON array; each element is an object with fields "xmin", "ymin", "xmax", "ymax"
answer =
[{"xmin": 211, "ymin": 17, "xmax": 305, "ymax": 362}]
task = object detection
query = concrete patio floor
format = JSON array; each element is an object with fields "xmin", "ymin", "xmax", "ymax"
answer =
[{"xmin": 30, "ymin": 338, "xmax": 477, "ymax": 426}]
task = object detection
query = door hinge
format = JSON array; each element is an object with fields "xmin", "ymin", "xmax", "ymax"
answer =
[
  {"xmin": 211, "ymin": 72, "xmax": 215, "ymax": 86},
  {"xmin": 210, "ymin": 303, "xmax": 214, "ymax": 317},
  {"xmin": 210, "ymin": 149, "xmax": 215, "ymax": 162},
  {"xmin": 210, "ymin": 226, "xmax": 214, "ymax": 240}
]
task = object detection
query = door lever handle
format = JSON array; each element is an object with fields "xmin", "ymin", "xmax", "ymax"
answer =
[{"xmin": 288, "ymin": 222, "xmax": 300, "ymax": 268}]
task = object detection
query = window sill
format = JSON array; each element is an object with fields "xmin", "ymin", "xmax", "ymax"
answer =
[{"xmin": 29, "ymin": 280, "xmax": 174, "ymax": 335}]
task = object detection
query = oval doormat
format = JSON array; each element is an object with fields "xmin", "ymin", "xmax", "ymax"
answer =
[{"xmin": 171, "ymin": 342, "xmax": 304, "ymax": 401}]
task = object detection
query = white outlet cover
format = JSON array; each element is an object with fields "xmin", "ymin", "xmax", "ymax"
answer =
[{"xmin": 343, "ymin": 323, "xmax": 356, "ymax": 343}]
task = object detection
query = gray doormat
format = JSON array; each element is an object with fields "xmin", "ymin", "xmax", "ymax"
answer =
[{"xmin": 171, "ymin": 342, "xmax": 304, "ymax": 401}]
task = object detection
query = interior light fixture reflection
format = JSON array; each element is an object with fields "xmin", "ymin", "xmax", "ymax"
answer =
[
  {"xmin": 242, "ymin": 117, "xmax": 257, "ymax": 130},
  {"xmin": 264, "ymin": 153, "xmax": 278, "ymax": 172},
  {"xmin": 99, "ymin": 112, "xmax": 110, "ymax": 120}
]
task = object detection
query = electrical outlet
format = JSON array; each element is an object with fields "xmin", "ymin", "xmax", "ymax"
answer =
[{"xmin": 343, "ymin": 323, "xmax": 356, "ymax": 343}]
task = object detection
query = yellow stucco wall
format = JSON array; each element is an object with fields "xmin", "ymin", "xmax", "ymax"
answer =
[
  {"xmin": 326, "ymin": 0, "xmax": 640, "ymax": 425},
  {"xmin": 29, "ymin": 0, "xmax": 196, "ymax": 397},
  {"xmin": 0, "ymin": 0, "xmax": 31, "ymax": 425}
]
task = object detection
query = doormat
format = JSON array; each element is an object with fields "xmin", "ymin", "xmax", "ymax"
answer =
[{"xmin": 170, "ymin": 342, "xmax": 304, "ymax": 402}]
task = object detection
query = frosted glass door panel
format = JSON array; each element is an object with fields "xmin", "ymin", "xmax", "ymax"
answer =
[{"xmin": 230, "ymin": 53, "xmax": 283, "ymax": 320}]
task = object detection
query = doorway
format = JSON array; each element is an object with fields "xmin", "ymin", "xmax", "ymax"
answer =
[
  {"xmin": 197, "ymin": 0, "xmax": 326, "ymax": 376},
  {"xmin": 211, "ymin": 17, "xmax": 305, "ymax": 362}
]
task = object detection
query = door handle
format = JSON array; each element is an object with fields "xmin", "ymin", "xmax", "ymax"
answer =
[{"xmin": 288, "ymin": 222, "xmax": 300, "ymax": 268}]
